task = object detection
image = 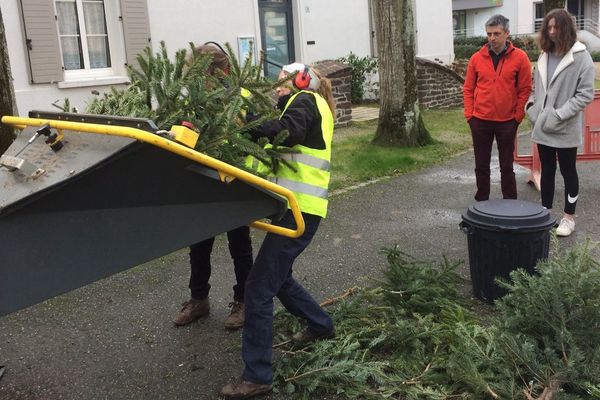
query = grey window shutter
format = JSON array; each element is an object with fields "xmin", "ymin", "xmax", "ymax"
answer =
[
  {"xmin": 120, "ymin": 0, "xmax": 151, "ymax": 70},
  {"xmin": 20, "ymin": 0, "xmax": 63, "ymax": 83}
]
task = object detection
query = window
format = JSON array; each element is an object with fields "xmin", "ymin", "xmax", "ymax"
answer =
[
  {"xmin": 453, "ymin": 10, "xmax": 467, "ymax": 37},
  {"xmin": 567, "ymin": 0, "xmax": 585, "ymax": 30},
  {"xmin": 534, "ymin": 2, "xmax": 544, "ymax": 32},
  {"xmin": 56, "ymin": 0, "xmax": 111, "ymax": 71},
  {"xmin": 21, "ymin": 0, "xmax": 150, "ymax": 85}
]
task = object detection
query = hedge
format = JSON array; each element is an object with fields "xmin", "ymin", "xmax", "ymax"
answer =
[{"xmin": 454, "ymin": 35, "xmax": 540, "ymax": 61}]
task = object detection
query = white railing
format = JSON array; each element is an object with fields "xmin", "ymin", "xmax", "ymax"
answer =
[
  {"xmin": 453, "ymin": 28, "xmax": 475, "ymax": 38},
  {"xmin": 454, "ymin": 18, "xmax": 600, "ymax": 39},
  {"xmin": 579, "ymin": 18, "xmax": 600, "ymax": 37}
]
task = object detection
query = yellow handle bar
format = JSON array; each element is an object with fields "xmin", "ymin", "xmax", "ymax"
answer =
[{"xmin": 1, "ymin": 116, "xmax": 305, "ymax": 238}]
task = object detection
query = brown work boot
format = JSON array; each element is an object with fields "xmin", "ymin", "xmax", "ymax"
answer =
[
  {"xmin": 173, "ymin": 298, "xmax": 209, "ymax": 326},
  {"xmin": 291, "ymin": 327, "xmax": 335, "ymax": 346},
  {"xmin": 220, "ymin": 378, "xmax": 272, "ymax": 399},
  {"xmin": 224, "ymin": 301, "xmax": 245, "ymax": 330}
]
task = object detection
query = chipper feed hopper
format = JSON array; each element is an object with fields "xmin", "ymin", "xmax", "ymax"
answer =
[{"xmin": 0, "ymin": 111, "xmax": 304, "ymax": 317}]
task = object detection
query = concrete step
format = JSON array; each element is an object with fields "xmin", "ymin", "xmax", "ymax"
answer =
[{"xmin": 352, "ymin": 106, "xmax": 379, "ymax": 122}]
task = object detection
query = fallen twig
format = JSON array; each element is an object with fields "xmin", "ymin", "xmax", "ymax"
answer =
[
  {"xmin": 285, "ymin": 367, "xmax": 329, "ymax": 383},
  {"xmin": 319, "ymin": 286, "xmax": 360, "ymax": 307},
  {"xmin": 273, "ymin": 339, "xmax": 291, "ymax": 349},
  {"xmin": 401, "ymin": 362, "xmax": 432, "ymax": 385},
  {"xmin": 523, "ymin": 379, "xmax": 560, "ymax": 400},
  {"xmin": 486, "ymin": 386, "xmax": 499, "ymax": 399}
]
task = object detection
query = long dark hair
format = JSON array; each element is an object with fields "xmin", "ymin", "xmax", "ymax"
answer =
[{"xmin": 539, "ymin": 8, "xmax": 577, "ymax": 56}]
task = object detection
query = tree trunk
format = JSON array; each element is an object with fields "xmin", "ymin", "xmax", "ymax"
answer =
[
  {"xmin": 371, "ymin": 0, "xmax": 432, "ymax": 147},
  {"xmin": 0, "ymin": 6, "xmax": 16, "ymax": 154},
  {"xmin": 543, "ymin": 0, "xmax": 566, "ymax": 13}
]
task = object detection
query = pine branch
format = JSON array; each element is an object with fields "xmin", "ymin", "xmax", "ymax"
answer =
[{"xmin": 284, "ymin": 367, "xmax": 330, "ymax": 383}]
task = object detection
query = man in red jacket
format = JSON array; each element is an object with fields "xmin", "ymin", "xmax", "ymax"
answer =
[{"xmin": 463, "ymin": 14, "xmax": 532, "ymax": 201}]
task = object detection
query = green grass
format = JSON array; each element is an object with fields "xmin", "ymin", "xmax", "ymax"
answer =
[
  {"xmin": 330, "ymin": 108, "xmax": 472, "ymax": 191},
  {"xmin": 596, "ymin": 79, "xmax": 600, "ymax": 90}
]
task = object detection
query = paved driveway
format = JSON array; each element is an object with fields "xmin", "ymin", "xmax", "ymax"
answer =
[{"xmin": 1, "ymin": 144, "xmax": 598, "ymax": 400}]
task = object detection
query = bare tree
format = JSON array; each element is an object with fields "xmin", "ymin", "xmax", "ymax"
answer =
[
  {"xmin": 543, "ymin": 0, "xmax": 566, "ymax": 13},
  {"xmin": 0, "ymin": 6, "xmax": 16, "ymax": 154},
  {"xmin": 371, "ymin": 0, "xmax": 431, "ymax": 147}
]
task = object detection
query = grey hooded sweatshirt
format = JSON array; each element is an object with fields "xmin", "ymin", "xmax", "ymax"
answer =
[{"xmin": 526, "ymin": 41, "xmax": 595, "ymax": 148}]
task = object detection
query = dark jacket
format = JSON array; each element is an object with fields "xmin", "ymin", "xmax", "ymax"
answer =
[{"xmin": 250, "ymin": 92, "xmax": 325, "ymax": 150}]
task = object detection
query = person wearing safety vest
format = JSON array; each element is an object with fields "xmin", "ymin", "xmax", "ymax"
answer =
[{"xmin": 220, "ymin": 63, "xmax": 336, "ymax": 399}]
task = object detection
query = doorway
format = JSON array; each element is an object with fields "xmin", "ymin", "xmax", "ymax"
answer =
[
  {"xmin": 567, "ymin": 0, "xmax": 585, "ymax": 29},
  {"xmin": 258, "ymin": 0, "xmax": 295, "ymax": 78}
]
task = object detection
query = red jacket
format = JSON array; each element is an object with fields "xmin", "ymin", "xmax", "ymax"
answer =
[{"xmin": 463, "ymin": 41, "xmax": 532, "ymax": 122}]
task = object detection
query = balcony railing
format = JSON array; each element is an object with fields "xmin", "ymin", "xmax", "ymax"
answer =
[
  {"xmin": 453, "ymin": 17, "xmax": 600, "ymax": 38},
  {"xmin": 580, "ymin": 18, "xmax": 600, "ymax": 37}
]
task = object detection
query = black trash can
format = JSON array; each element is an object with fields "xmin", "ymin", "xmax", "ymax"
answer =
[{"xmin": 460, "ymin": 199, "xmax": 556, "ymax": 302}]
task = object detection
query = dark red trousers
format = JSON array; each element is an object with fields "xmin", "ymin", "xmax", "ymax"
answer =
[{"xmin": 468, "ymin": 117, "xmax": 518, "ymax": 201}]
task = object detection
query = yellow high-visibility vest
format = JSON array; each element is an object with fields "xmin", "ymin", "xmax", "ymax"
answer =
[{"xmin": 253, "ymin": 90, "xmax": 334, "ymax": 218}]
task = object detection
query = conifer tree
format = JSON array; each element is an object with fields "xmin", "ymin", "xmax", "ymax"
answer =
[{"xmin": 86, "ymin": 41, "xmax": 288, "ymax": 171}]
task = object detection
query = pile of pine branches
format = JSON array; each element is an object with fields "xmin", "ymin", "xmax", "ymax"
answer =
[
  {"xmin": 84, "ymin": 41, "xmax": 288, "ymax": 172},
  {"xmin": 273, "ymin": 242, "xmax": 600, "ymax": 399}
]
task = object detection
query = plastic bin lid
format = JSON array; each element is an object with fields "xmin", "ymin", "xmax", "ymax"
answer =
[{"xmin": 461, "ymin": 199, "xmax": 556, "ymax": 231}]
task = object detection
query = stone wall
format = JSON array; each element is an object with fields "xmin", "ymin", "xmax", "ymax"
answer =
[
  {"xmin": 313, "ymin": 60, "xmax": 352, "ymax": 127},
  {"xmin": 416, "ymin": 58, "xmax": 465, "ymax": 109},
  {"xmin": 312, "ymin": 58, "xmax": 464, "ymax": 124}
]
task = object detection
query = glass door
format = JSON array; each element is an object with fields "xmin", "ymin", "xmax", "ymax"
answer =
[
  {"xmin": 567, "ymin": 0, "xmax": 584, "ymax": 29},
  {"xmin": 534, "ymin": 2, "xmax": 544, "ymax": 32},
  {"xmin": 258, "ymin": 0, "xmax": 295, "ymax": 78}
]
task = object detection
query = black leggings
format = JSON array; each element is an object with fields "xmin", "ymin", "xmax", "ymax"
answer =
[{"xmin": 537, "ymin": 144, "xmax": 579, "ymax": 215}]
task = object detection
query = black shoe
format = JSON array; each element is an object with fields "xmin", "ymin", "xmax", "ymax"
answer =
[{"xmin": 291, "ymin": 327, "xmax": 335, "ymax": 346}]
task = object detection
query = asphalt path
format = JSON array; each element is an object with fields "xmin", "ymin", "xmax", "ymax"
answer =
[{"xmin": 1, "ymin": 141, "xmax": 598, "ymax": 399}]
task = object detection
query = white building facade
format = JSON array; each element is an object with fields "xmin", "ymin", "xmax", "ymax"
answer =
[
  {"xmin": 452, "ymin": 0, "xmax": 600, "ymax": 37},
  {"xmin": 2, "ymin": 0, "xmax": 454, "ymax": 116}
]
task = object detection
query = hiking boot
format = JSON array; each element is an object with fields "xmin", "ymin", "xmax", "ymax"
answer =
[
  {"xmin": 291, "ymin": 327, "xmax": 335, "ymax": 346},
  {"xmin": 220, "ymin": 378, "xmax": 272, "ymax": 399},
  {"xmin": 556, "ymin": 217, "xmax": 575, "ymax": 237},
  {"xmin": 224, "ymin": 301, "xmax": 245, "ymax": 330},
  {"xmin": 173, "ymin": 298, "xmax": 209, "ymax": 326}
]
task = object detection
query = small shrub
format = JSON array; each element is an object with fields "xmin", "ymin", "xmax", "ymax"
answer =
[
  {"xmin": 591, "ymin": 51, "xmax": 600, "ymax": 62},
  {"xmin": 453, "ymin": 35, "xmax": 540, "ymax": 61},
  {"xmin": 454, "ymin": 45, "xmax": 481, "ymax": 60},
  {"xmin": 454, "ymin": 36, "xmax": 487, "ymax": 47},
  {"xmin": 510, "ymin": 35, "xmax": 539, "ymax": 51},
  {"xmin": 338, "ymin": 52, "xmax": 378, "ymax": 104},
  {"xmin": 525, "ymin": 49, "xmax": 541, "ymax": 61}
]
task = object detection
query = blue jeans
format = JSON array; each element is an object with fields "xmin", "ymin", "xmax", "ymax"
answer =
[{"xmin": 242, "ymin": 211, "xmax": 333, "ymax": 384}]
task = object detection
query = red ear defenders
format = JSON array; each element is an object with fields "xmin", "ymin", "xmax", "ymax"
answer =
[{"xmin": 293, "ymin": 65, "xmax": 320, "ymax": 91}]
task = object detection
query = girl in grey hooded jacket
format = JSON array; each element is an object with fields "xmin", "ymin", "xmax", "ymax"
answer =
[{"xmin": 526, "ymin": 8, "xmax": 595, "ymax": 237}]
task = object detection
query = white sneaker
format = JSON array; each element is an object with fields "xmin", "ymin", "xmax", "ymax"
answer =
[{"xmin": 555, "ymin": 218, "xmax": 575, "ymax": 237}]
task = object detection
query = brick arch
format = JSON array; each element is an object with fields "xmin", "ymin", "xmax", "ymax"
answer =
[
  {"xmin": 313, "ymin": 58, "xmax": 465, "ymax": 127},
  {"xmin": 313, "ymin": 60, "xmax": 353, "ymax": 127},
  {"xmin": 416, "ymin": 57, "xmax": 464, "ymax": 109}
]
